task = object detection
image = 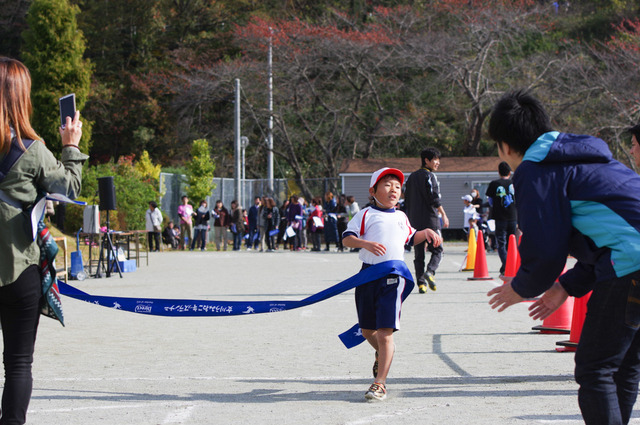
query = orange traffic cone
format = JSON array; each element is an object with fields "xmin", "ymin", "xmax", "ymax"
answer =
[
  {"xmin": 468, "ymin": 230, "xmax": 493, "ymax": 280},
  {"xmin": 532, "ymin": 297, "xmax": 574, "ymax": 334},
  {"xmin": 532, "ymin": 264, "xmax": 572, "ymax": 334},
  {"xmin": 462, "ymin": 227, "xmax": 477, "ymax": 271},
  {"xmin": 515, "ymin": 234, "xmax": 522, "ymax": 271},
  {"xmin": 503, "ymin": 234, "xmax": 518, "ymax": 279},
  {"xmin": 556, "ymin": 291, "xmax": 592, "ymax": 352}
]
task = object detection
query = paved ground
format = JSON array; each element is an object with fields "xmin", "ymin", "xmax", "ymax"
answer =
[{"xmin": 23, "ymin": 243, "xmax": 640, "ymax": 424}]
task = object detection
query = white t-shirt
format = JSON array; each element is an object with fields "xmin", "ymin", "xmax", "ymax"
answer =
[
  {"xmin": 343, "ymin": 205, "xmax": 416, "ymax": 265},
  {"xmin": 463, "ymin": 204, "xmax": 477, "ymax": 229}
]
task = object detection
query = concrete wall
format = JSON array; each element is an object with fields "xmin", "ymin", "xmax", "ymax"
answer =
[{"xmin": 341, "ymin": 171, "xmax": 498, "ymax": 229}]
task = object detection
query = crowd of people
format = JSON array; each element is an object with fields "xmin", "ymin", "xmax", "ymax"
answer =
[{"xmin": 160, "ymin": 193, "xmax": 363, "ymax": 253}]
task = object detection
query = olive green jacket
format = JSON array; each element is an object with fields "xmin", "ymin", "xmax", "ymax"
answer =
[{"xmin": 0, "ymin": 140, "xmax": 88, "ymax": 285}]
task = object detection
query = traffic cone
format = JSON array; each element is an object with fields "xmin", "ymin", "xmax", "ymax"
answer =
[
  {"xmin": 502, "ymin": 234, "xmax": 518, "ymax": 279},
  {"xmin": 462, "ymin": 227, "xmax": 477, "ymax": 271},
  {"xmin": 532, "ymin": 297, "xmax": 574, "ymax": 334},
  {"xmin": 532, "ymin": 264, "xmax": 572, "ymax": 334},
  {"xmin": 556, "ymin": 291, "xmax": 592, "ymax": 352},
  {"xmin": 468, "ymin": 230, "xmax": 493, "ymax": 280},
  {"xmin": 515, "ymin": 234, "xmax": 522, "ymax": 271}
]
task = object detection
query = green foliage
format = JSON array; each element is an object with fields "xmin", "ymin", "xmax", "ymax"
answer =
[
  {"xmin": 66, "ymin": 157, "xmax": 160, "ymax": 232},
  {"xmin": 185, "ymin": 139, "xmax": 216, "ymax": 203},
  {"xmin": 135, "ymin": 150, "xmax": 162, "ymax": 181},
  {"xmin": 6, "ymin": 0, "xmax": 637, "ymax": 181},
  {"xmin": 161, "ymin": 165, "xmax": 188, "ymax": 176},
  {"xmin": 21, "ymin": 0, "xmax": 93, "ymax": 155}
]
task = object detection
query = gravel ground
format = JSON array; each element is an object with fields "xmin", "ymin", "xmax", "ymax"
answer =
[{"xmin": 21, "ymin": 242, "xmax": 640, "ymax": 424}]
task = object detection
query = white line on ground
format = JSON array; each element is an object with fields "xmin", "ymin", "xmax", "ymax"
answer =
[{"xmin": 28, "ymin": 403, "xmax": 151, "ymax": 413}]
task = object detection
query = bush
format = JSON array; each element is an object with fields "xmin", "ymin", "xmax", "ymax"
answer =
[{"xmin": 65, "ymin": 156, "xmax": 160, "ymax": 232}]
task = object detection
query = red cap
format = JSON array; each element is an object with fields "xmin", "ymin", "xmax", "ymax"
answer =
[{"xmin": 370, "ymin": 167, "xmax": 405, "ymax": 188}]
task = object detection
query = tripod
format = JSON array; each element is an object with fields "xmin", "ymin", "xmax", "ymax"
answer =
[{"xmin": 95, "ymin": 210, "xmax": 123, "ymax": 278}]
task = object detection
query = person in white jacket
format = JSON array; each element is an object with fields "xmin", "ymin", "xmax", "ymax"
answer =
[{"xmin": 145, "ymin": 201, "xmax": 163, "ymax": 251}]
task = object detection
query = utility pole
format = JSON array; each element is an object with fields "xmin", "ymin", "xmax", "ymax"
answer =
[
  {"xmin": 234, "ymin": 79, "xmax": 241, "ymax": 203},
  {"xmin": 267, "ymin": 28, "xmax": 274, "ymax": 194}
]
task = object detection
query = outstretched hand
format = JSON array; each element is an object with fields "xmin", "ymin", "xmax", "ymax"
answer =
[
  {"xmin": 487, "ymin": 282, "xmax": 523, "ymax": 312},
  {"xmin": 424, "ymin": 229, "xmax": 443, "ymax": 247},
  {"xmin": 528, "ymin": 282, "xmax": 569, "ymax": 321}
]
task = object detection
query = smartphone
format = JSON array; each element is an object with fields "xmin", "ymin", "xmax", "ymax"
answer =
[{"xmin": 59, "ymin": 93, "xmax": 76, "ymax": 128}]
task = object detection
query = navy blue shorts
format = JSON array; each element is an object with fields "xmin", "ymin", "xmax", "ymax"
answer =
[{"xmin": 355, "ymin": 273, "xmax": 413, "ymax": 331}]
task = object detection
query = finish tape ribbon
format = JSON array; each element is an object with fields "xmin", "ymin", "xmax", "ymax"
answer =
[{"xmin": 57, "ymin": 260, "xmax": 414, "ymax": 349}]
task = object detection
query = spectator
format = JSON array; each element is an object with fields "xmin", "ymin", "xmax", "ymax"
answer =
[
  {"xmin": 263, "ymin": 197, "xmax": 280, "ymax": 251},
  {"xmin": 177, "ymin": 196, "xmax": 193, "ymax": 250},
  {"xmin": 336, "ymin": 194, "xmax": 348, "ymax": 252},
  {"xmin": 257, "ymin": 196, "xmax": 268, "ymax": 252},
  {"xmin": 0, "ymin": 56, "xmax": 87, "ymax": 424},
  {"xmin": 298, "ymin": 196, "xmax": 309, "ymax": 250},
  {"xmin": 323, "ymin": 191, "xmax": 339, "ymax": 251},
  {"xmin": 278, "ymin": 199, "xmax": 290, "ymax": 249},
  {"xmin": 230, "ymin": 200, "xmax": 245, "ymax": 251},
  {"xmin": 212, "ymin": 200, "xmax": 230, "ymax": 251},
  {"xmin": 345, "ymin": 195, "xmax": 360, "ymax": 220},
  {"xmin": 470, "ymin": 188, "xmax": 486, "ymax": 222},
  {"xmin": 190, "ymin": 200, "xmax": 211, "ymax": 251},
  {"xmin": 247, "ymin": 196, "xmax": 261, "ymax": 251},
  {"xmin": 162, "ymin": 221, "xmax": 179, "ymax": 249},
  {"xmin": 486, "ymin": 161, "xmax": 517, "ymax": 277},
  {"xmin": 308, "ymin": 196, "xmax": 324, "ymax": 251},
  {"xmin": 461, "ymin": 195, "xmax": 478, "ymax": 235},
  {"xmin": 287, "ymin": 195, "xmax": 303, "ymax": 251},
  {"xmin": 145, "ymin": 201, "xmax": 163, "ymax": 252}
]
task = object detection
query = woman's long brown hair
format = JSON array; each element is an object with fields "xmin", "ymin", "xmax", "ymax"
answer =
[{"xmin": 0, "ymin": 57, "xmax": 41, "ymax": 154}]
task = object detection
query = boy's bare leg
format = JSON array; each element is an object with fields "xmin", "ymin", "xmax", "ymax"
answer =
[{"xmin": 362, "ymin": 328, "xmax": 394, "ymax": 384}]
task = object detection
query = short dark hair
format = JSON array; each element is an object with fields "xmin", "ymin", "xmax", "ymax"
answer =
[
  {"xmin": 149, "ymin": 201, "xmax": 158, "ymax": 208},
  {"xmin": 489, "ymin": 89, "xmax": 553, "ymax": 155},
  {"xmin": 628, "ymin": 124, "xmax": 640, "ymax": 143},
  {"xmin": 421, "ymin": 147, "xmax": 441, "ymax": 166},
  {"xmin": 498, "ymin": 161, "xmax": 511, "ymax": 177}
]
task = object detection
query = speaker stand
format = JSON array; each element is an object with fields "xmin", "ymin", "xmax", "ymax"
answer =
[{"xmin": 95, "ymin": 211, "xmax": 123, "ymax": 278}]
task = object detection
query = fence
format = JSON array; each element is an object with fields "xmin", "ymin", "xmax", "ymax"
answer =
[{"xmin": 159, "ymin": 173, "xmax": 341, "ymax": 234}]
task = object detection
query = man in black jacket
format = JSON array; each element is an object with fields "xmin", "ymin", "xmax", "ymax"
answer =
[{"xmin": 404, "ymin": 147, "xmax": 449, "ymax": 293}]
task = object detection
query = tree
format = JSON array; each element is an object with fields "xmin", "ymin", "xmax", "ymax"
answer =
[
  {"xmin": 405, "ymin": 0, "xmax": 574, "ymax": 156},
  {"xmin": 0, "ymin": 0, "xmax": 31, "ymax": 58},
  {"xmin": 186, "ymin": 139, "xmax": 216, "ymax": 203},
  {"xmin": 169, "ymin": 10, "xmax": 417, "ymax": 198},
  {"xmin": 574, "ymin": 18, "xmax": 640, "ymax": 169},
  {"xmin": 21, "ymin": 0, "xmax": 92, "ymax": 155},
  {"xmin": 135, "ymin": 150, "xmax": 162, "ymax": 181}
]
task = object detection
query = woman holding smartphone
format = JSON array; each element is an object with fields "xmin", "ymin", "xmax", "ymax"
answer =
[{"xmin": 0, "ymin": 57, "xmax": 87, "ymax": 424}]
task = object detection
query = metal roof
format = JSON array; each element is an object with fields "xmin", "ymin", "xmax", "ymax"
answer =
[{"xmin": 339, "ymin": 157, "xmax": 503, "ymax": 174}]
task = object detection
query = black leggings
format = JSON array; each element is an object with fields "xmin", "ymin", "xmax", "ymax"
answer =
[{"xmin": 0, "ymin": 265, "xmax": 41, "ymax": 425}]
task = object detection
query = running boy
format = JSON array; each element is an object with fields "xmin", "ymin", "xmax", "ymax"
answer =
[
  {"xmin": 487, "ymin": 89, "xmax": 640, "ymax": 425},
  {"xmin": 342, "ymin": 167, "xmax": 442, "ymax": 401}
]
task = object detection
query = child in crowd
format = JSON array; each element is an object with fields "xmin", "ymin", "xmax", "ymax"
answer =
[
  {"xmin": 342, "ymin": 167, "xmax": 442, "ymax": 401},
  {"xmin": 487, "ymin": 90, "xmax": 640, "ymax": 425},
  {"xmin": 307, "ymin": 196, "xmax": 324, "ymax": 251},
  {"xmin": 461, "ymin": 194, "xmax": 477, "ymax": 234}
]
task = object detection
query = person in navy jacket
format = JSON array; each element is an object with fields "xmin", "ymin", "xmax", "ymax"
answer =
[{"xmin": 487, "ymin": 89, "xmax": 640, "ymax": 425}]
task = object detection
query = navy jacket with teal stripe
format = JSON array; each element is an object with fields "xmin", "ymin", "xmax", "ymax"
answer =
[{"xmin": 511, "ymin": 131, "xmax": 640, "ymax": 299}]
